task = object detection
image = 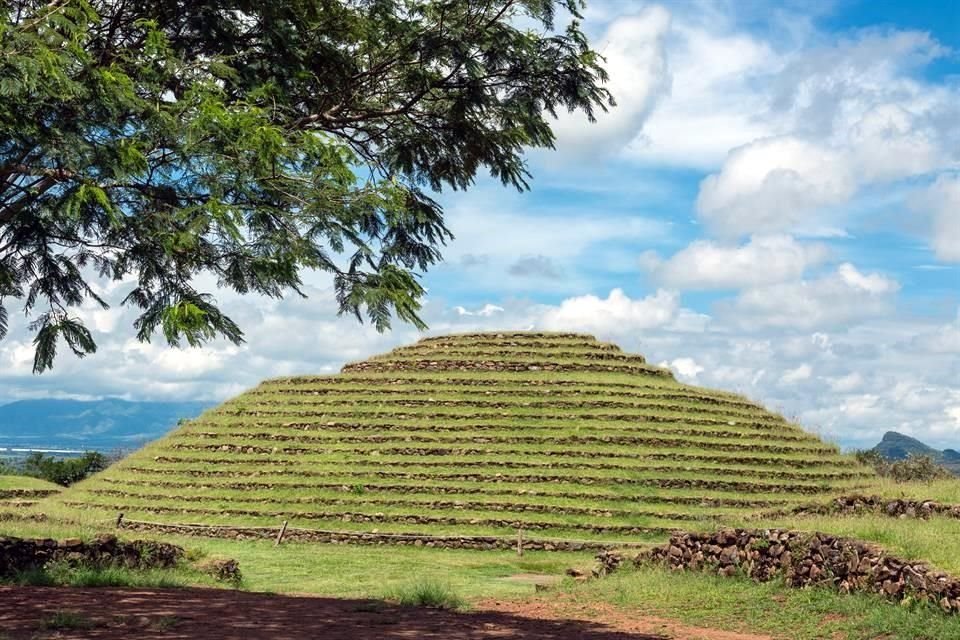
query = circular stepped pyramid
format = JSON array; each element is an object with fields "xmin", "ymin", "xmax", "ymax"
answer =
[{"xmin": 55, "ymin": 332, "xmax": 873, "ymax": 544}]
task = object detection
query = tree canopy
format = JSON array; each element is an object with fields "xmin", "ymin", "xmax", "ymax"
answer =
[{"xmin": 1, "ymin": 0, "xmax": 611, "ymax": 372}]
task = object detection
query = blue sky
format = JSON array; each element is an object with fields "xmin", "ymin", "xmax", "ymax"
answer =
[{"xmin": 1, "ymin": 0, "xmax": 958, "ymax": 450}]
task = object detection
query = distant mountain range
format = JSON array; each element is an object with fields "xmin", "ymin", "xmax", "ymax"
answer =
[
  {"xmin": 0, "ymin": 399, "xmax": 209, "ymax": 455},
  {"xmin": 870, "ymin": 431, "xmax": 960, "ymax": 475}
]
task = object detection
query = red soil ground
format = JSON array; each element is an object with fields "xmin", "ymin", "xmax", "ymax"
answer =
[{"xmin": 0, "ymin": 586, "xmax": 771, "ymax": 640}]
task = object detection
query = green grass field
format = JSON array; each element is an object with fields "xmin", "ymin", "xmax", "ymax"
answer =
[{"xmin": 0, "ymin": 475, "xmax": 61, "ymax": 492}]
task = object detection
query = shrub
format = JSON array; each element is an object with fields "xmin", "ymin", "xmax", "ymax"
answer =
[
  {"xmin": 8, "ymin": 560, "xmax": 186, "ymax": 589},
  {"xmin": 855, "ymin": 451, "xmax": 952, "ymax": 483},
  {"xmin": 19, "ymin": 451, "xmax": 109, "ymax": 486},
  {"xmin": 385, "ymin": 579, "xmax": 465, "ymax": 610},
  {"xmin": 41, "ymin": 611, "xmax": 94, "ymax": 630}
]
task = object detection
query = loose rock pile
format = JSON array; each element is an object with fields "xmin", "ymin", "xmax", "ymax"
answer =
[
  {"xmin": 0, "ymin": 534, "xmax": 183, "ymax": 576},
  {"xmin": 195, "ymin": 557, "xmax": 243, "ymax": 584},
  {"xmin": 638, "ymin": 528, "xmax": 960, "ymax": 614}
]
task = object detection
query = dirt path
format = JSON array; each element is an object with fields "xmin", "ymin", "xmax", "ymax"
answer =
[
  {"xmin": 482, "ymin": 595, "xmax": 773, "ymax": 640},
  {"xmin": 0, "ymin": 586, "xmax": 772, "ymax": 640}
]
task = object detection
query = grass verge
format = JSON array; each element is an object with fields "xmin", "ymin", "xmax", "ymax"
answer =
[
  {"xmin": 552, "ymin": 564, "xmax": 960, "ymax": 640},
  {"xmin": 5, "ymin": 560, "xmax": 200, "ymax": 589}
]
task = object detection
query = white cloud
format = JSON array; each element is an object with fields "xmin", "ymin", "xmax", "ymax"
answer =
[
  {"xmin": 826, "ymin": 372, "xmax": 864, "ymax": 393},
  {"xmin": 911, "ymin": 174, "xmax": 960, "ymax": 262},
  {"xmin": 768, "ymin": 29, "xmax": 949, "ymax": 138},
  {"xmin": 723, "ymin": 263, "xmax": 899, "ymax": 329},
  {"xmin": 551, "ymin": 6, "xmax": 672, "ymax": 155},
  {"xmin": 849, "ymin": 104, "xmax": 943, "ymax": 182},
  {"xmin": 836, "ymin": 262, "xmax": 898, "ymax": 294},
  {"xmin": 642, "ymin": 234, "xmax": 829, "ymax": 289},
  {"xmin": 780, "ymin": 363, "xmax": 812, "ymax": 384},
  {"xmin": 539, "ymin": 288, "xmax": 679, "ymax": 336},
  {"xmin": 662, "ymin": 357, "xmax": 704, "ymax": 381},
  {"xmin": 626, "ymin": 19, "xmax": 780, "ymax": 167},
  {"xmin": 696, "ymin": 136, "xmax": 856, "ymax": 236},
  {"xmin": 454, "ymin": 304, "xmax": 505, "ymax": 317},
  {"xmin": 910, "ymin": 308, "xmax": 960, "ymax": 354}
]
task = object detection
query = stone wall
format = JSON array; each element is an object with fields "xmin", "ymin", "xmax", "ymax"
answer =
[
  {"xmin": 341, "ymin": 360, "xmax": 672, "ymax": 377},
  {"xmin": 118, "ymin": 519, "xmax": 645, "ymax": 552},
  {"xmin": 636, "ymin": 529, "xmax": 960, "ymax": 614},
  {"xmin": 0, "ymin": 534, "xmax": 183, "ymax": 577},
  {"xmin": 784, "ymin": 495, "xmax": 960, "ymax": 520}
]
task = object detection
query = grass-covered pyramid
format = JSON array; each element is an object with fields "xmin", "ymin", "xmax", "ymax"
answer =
[{"xmin": 56, "ymin": 332, "xmax": 871, "ymax": 543}]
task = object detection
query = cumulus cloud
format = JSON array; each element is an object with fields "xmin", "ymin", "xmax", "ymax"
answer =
[
  {"xmin": 454, "ymin": 304, "xmax": 505, "ymax": 317},
  {"xmin": 909, "ymin": 308, "xmax": 960, "ymax": 354},
  {"xmin": 768, "ymin": 29, "xmax": 950, "ymax": 138},
  {"xmin": 539, "ymin": 288, "xmax": 679, "ymax": 336},
  {"xmin": 911, "ymin": 174, "xmax": 960, "ymax": 262},
  {"xmin": 662, "ymin": 357, "xmax": 704, "ymax": 381},
  {"xmin": 642, "ymin": 234, "xmax": 829, "ymax": 289},
  {"xmin": 696, "ymin": 137, "xmax": 856, "ymax": 236},
  {"xmin": 848, "ymin": 104, "xmax": 944, "ymax": 183},
  {"xmin": 696, "ymin": 108, "xmax": 952, "ymax": 237},
  {"xmin": 626, "ymin": 17, "xmax": 779, "ymax": 166},
  {"xmin": 551, "ymin": 6, "xmax": 672, "ymax": 155},
  {"xmin": 780, "ymin": 363, "xmax": 813, "ymax": 385},
  {"xmin": 621, "ymin": 20, "xmax": 960, "ymax": 239},
  {"xmin": 722, "ymin": 263, "xmax": 899, "ymax": 329}
]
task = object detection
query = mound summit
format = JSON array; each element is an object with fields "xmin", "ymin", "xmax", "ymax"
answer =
[{"xmin": 57, "ymin": 332, "xmax": 871, "ymax": 544}]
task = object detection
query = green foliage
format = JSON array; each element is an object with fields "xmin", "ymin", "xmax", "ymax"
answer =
[
  {"xmin": 19, "ymin": 451, "xmax": 108, "ymax": 486},
  {"xmin": 3, "ymin": 557, "xmax": 220, "ymax": 590},
  {"xmin": 40, "ymin": 610, "xmax": 94, "ymax": 630},
  {"xmin": 385, "ymin": 578, "xmax": 466, "ymax": 610},
  {"xmin": 0, "ymin": 1, "xmax": 612, "ymax": 372},
  {"xmin": 855, "ymin": 450, "xmax": 952, "ymax": 483}
]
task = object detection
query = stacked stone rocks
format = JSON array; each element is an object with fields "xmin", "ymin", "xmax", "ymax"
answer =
[
  {"xmin": 0, "ymin": 534, "xmax": 182, "ymax": 576},
  {"xmin": 638, "ymin": 529, "xmax": 960, "ymax": 614},
  {"xmin": 118, "ymin": 519, "xmax": 646, "ymax": 551},
  {"xmin": 787, "ymin": 495, "xmax": 960, "ymax": 520}
]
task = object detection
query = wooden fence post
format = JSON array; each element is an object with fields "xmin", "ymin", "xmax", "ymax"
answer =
[{"xmin": 275, "ymin": 520, "xmax": 289, "ymax": 546}]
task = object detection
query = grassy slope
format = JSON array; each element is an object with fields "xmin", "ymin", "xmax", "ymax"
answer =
[{"xmin": 0, "ymin": 475, "xmax": 61, "ymax": 492}]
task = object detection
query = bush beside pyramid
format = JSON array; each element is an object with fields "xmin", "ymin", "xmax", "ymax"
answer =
[{"xmin": 55, "ymin": 332, "xmax": 872, "ymax": 543}]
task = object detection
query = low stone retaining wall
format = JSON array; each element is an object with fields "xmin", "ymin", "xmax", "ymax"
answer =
[
  {"xmin": 342, "ymin": 360, "xmax": 672, "ymax": 377},
  {"xmin": 0, "ymin": 490, "xmax": 60, "ymax": 500},
  {"xmin": 118, "ymin": 519, "xmax": 645, "ymax": 552},
  {"xmin": 0, "ymin": 534, "xmax": 183, "ymax": 576},
  {"xmin": 634, "ymin": 529, "xmax": 960, "ymax": 614},
  {"xmin": 786, "ymin": 495, "xmax": 960, "ymax": 520}
]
